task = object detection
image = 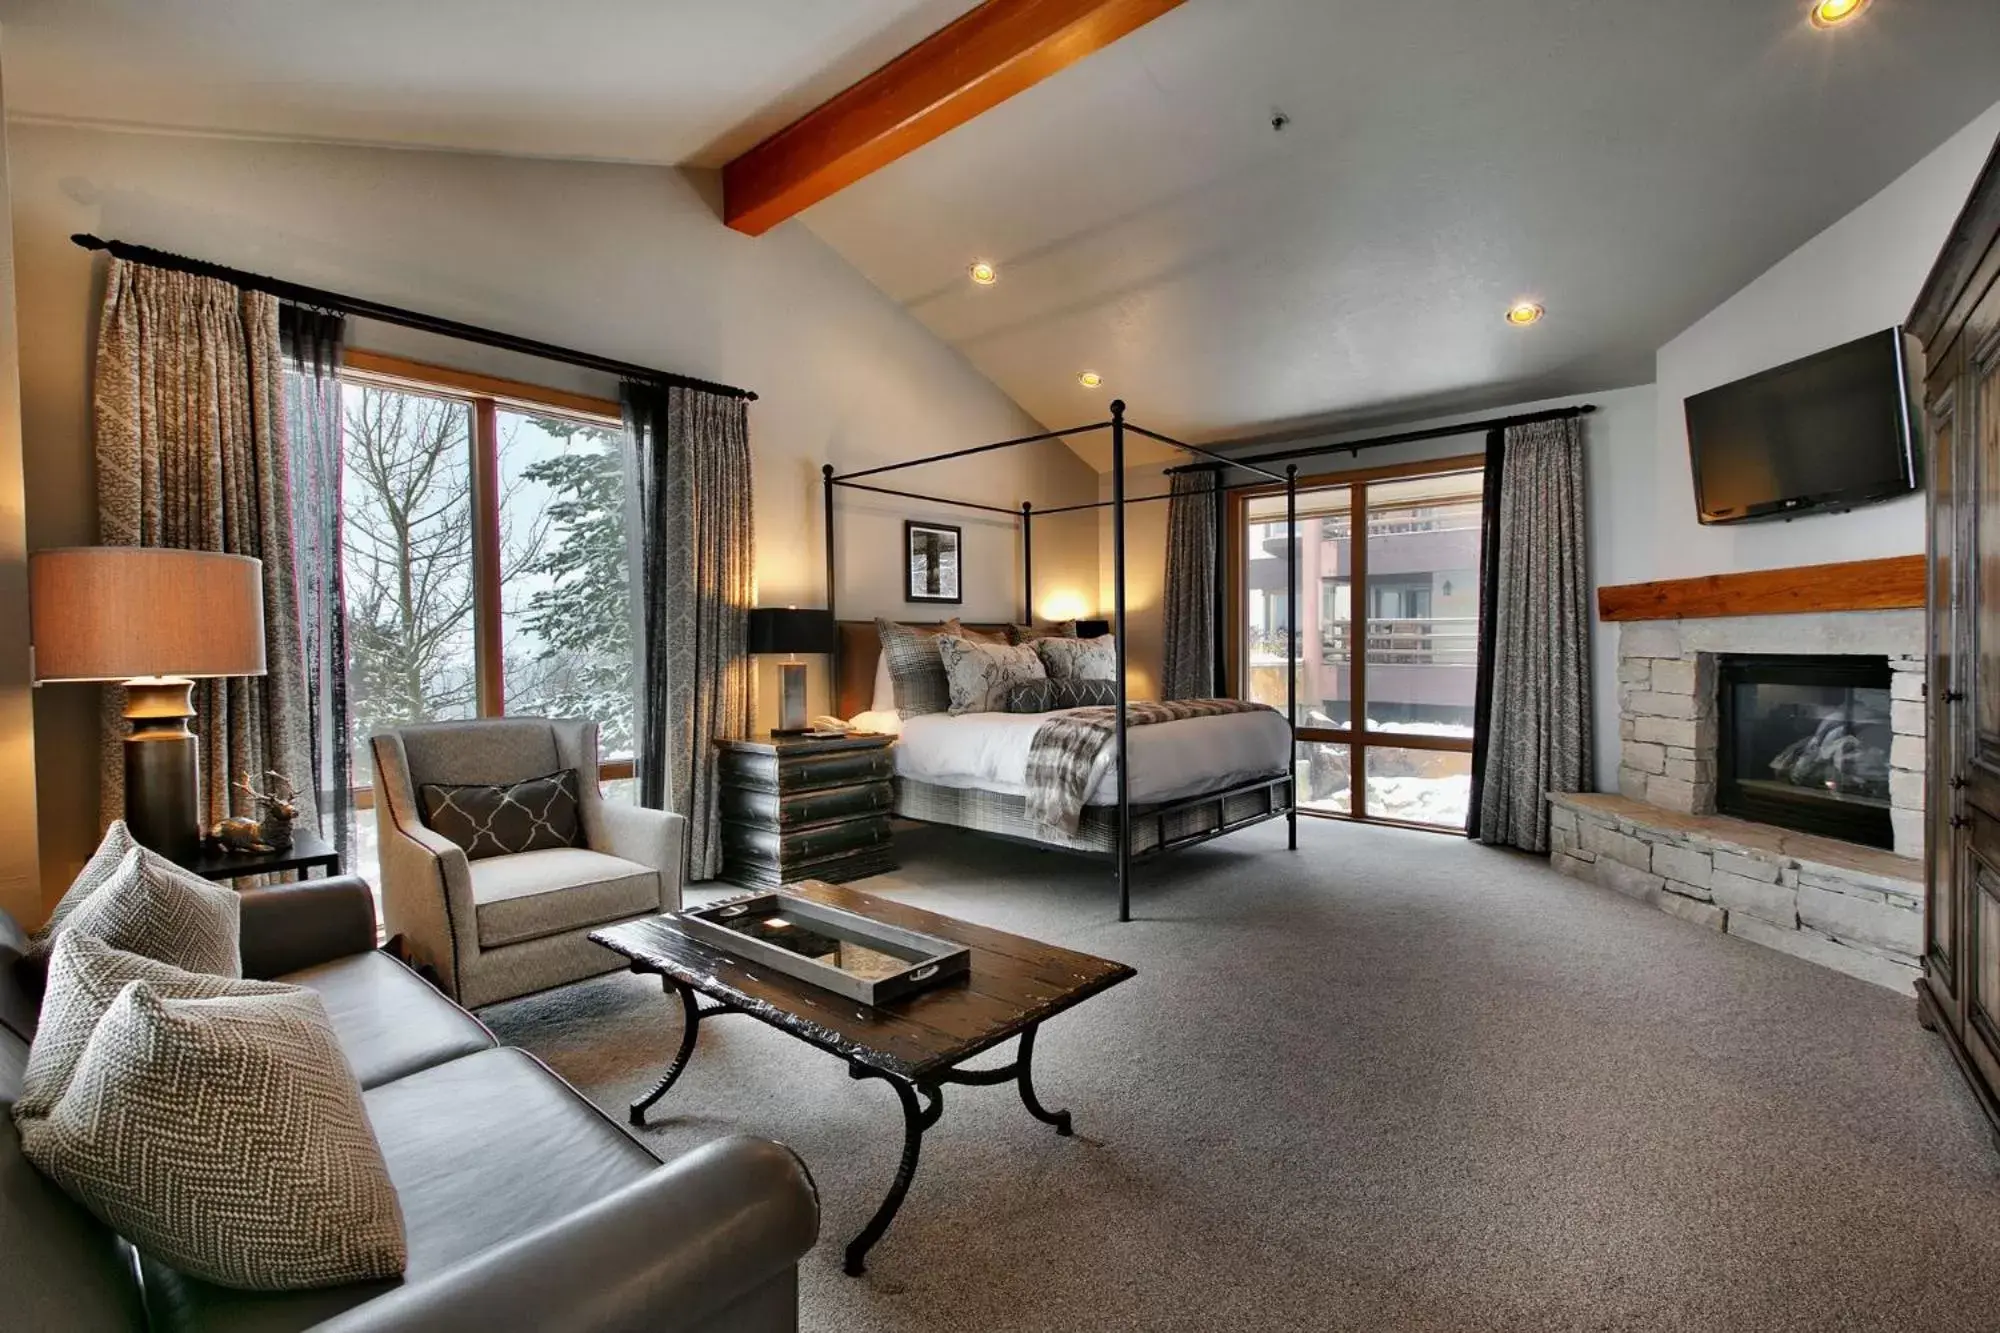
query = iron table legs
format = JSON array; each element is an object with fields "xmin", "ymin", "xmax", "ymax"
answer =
[
  {"xmin": 844, "ymin": 1023, "xmax": 1073, "ymax": 1275},
  {"xmin": 629, "ymin": 979, "xmax": 743, "ymax": 1126}
]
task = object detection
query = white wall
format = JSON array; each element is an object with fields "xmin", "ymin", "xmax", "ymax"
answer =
[
  {"xmin": 6, "ymin": 122, "xmax": 1098, "ymax": 906},
  {"xmin": 0, "ymin": 37, "xmax": 38, "ymax": 926},
  {"xmin": 1628, "ymin": 99, "xmax": 2000, "ymax": 585}
]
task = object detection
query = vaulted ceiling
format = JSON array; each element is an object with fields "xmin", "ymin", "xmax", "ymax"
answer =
[{"xmin": 7, "ymin": 0, "xmax": 1999, "ymax": 451}]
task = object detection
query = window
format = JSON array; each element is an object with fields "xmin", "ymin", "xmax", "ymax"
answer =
[
  {"xmin": 1235, "ymin": 459, "xmax": 1483, "ymax": 830},
  {"xmin": 337, "ymin": 353, "xmax": 638, "ymax": 883}
]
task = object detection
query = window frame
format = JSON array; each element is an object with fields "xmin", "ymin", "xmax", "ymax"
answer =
[
  {"xmin": 337, "ymin": 350, "xmax": 635, "ymax": 807},
  {"xmin": 1228, "ymin": 451, "xmax": 1485, "ymax": 833}
]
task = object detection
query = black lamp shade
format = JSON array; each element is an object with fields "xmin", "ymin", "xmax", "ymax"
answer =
[
  {"xmin": 746, "ymin": 608, "xmax": 837, "ymax": 655},
  {"xmin": 1075, "ymin": 618, "xmax": 1112, "ymax": 639}
]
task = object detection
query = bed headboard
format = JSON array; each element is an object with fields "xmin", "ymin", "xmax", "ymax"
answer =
[{"xmin": 834, "ymin": 619, "xmax": 1017, "ymax": 720}]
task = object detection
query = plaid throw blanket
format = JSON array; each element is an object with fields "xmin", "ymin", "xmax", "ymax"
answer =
[{"xmin": 1024, "ymin": 698, "xmax": 1278, "ymax": 834}]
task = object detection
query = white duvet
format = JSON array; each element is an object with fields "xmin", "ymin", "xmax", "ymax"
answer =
[{"xmin": 849, "ymin": 707, "xmax": 1294, "ymax": 807}]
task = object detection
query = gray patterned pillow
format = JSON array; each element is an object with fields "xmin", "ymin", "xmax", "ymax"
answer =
[
  {"xmin": 26, "ymin": 820, "xmax": 140, "ymax": 966},
  {"xmin": 1004, "ymin": 621, "xmax": 1081, "ymax": 645},
  {"xmin": 937, "ymin": 635, "xmax": 1047, "ymax": 714},
  {"xmin": 60, "ymin": 847, "xmax": 242, "ymax": 978},
  {"xmin": 15, "ymin": 976, "xmax": 407, "ymax": 1290},
  {"xmin": 876, "ymin": 618, "xmax": 960, "ymax": 718},
  {"xmin": 1004, "ymin": 678, "xmax": 1123, "ymax": 712},
  {"xmin": 419, "ymin": 769, "xmax": 582, "ymax": 861},
  {"xmin": 1033, "ymin": 634, "xmax": 1118, "ymax": 682}
]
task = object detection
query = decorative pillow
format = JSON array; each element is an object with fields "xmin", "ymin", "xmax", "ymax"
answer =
[
  {"xmin": 1033, "ymin": 634, "xmax": 1118, "ymax": 682},
  {"xmin": 16, "ymin": 933, "xmax": 296, "ymax": 1124},
  {"xmin": 59, "ymin": 847, "xmax": 242, "ymax": 978},
  {"xmin": 937, "ymin": 635, "xmax": 1047, "ymax": 714},
  {"xmin": 26, "ymin": 820, "xmax": 140, "ymax": 965},
  {"xmin": 1004, "ymin": 678, "xmax": 1123, "ymax": 712},
  {"xmin": 15, "ymin": 977, "xmax": 408, "ymax": 1291},
  {"xmin": 419, "ymin": 769, "xmax": 582, "ymax": 861},
  {"xmin": 1004, "ymin": 621, "xmax": 1082, "ymax": 645},
  {"xmin": 875, "ymin": 618, "xmax": 962, "ymax": 718}
]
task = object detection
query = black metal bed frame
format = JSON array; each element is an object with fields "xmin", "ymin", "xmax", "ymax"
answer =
[{"xmin": 822, "ymin": 399, "xmax": 1301, "ymax": 921}]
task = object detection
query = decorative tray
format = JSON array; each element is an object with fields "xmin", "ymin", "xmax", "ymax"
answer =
[{"xmin": 675, "ymin": 892, "xmax": 970, "ymax": 1005}]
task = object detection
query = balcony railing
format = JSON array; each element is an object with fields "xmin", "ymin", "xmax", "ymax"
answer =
[{"xmin": 1247, "ymin": 617, "xmax": 1478, "ymax": 667}]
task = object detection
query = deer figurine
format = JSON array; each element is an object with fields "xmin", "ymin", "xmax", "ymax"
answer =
[{"xmin": 210, "ymin": 770, "xmax": 303, "ymax": 853}]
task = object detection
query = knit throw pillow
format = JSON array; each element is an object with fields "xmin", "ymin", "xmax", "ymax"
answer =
[
  {"xmin": 419, "ymin": 769, "xmax": 582, "ymax": 861},
  {"xmin": 1004, "ymin": 678, "xmax": 1123, "ymax": 712},
  {"xmin": 1033, "ymin": 634, "xmax": 1118, "ymax": 683},
  {"xmin": 25, "ymin": 820, "xmax": 140, "ymax": 966},
  {"xmin": 876, "ymin": 618, "xmax": 963, "ymax": 718},
  {"xmin": 937, "ymin": 635, "xmax": 1048, "ymax": 714},
  {"xmin": 59, "ymin": 847, "xmax": 242, "ymax": 978},
  {"xmin": 14, "ymin": 968, "xmax": 407, "ymax": 1291}
]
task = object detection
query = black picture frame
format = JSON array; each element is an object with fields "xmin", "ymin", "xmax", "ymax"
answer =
[{"xmin": 904, "ymin": 520, "xmax": 963, "ymax": 605}]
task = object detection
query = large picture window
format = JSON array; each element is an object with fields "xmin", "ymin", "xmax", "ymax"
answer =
[
  {"xmin": 336, "ymin": 352, "xmax": 636, "ymax": 880},
  {"xmin": 1235, "ymin": 456, "xmax": 1483, "ymax": 830}
]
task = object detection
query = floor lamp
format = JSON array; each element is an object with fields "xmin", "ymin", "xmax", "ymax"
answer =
[{"xmin": 29, "ymin": 547, "xmax": 268, "ymax": 863}]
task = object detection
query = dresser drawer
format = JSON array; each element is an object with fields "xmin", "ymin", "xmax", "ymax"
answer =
[
  {"xmin": 722, "ymin": 815, "xmax": 893, "ymax": 866},
  {"xmin": 721, "ymin": 746, "xmax": 894, "ymax": 795},
  {"xmin": 720, "ymin": 781, "xmax": 892, "ymax": 831}
]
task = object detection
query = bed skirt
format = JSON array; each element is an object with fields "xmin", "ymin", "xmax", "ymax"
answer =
[{"xmin": 892, "ymin": 776, "xmax": 1291, "ymax": 857}]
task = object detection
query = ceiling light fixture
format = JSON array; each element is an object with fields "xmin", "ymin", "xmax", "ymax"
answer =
[
  {"xmin": 968, "ymin": 260, "xmax": 998, "ymax": 286},
  {"xmin": 1506, "ymin": 302, "xmax": 1545, "ymax": 327},
  {"xmin": 1077, "ymin": 371, "xmax": 1104, "ymax": 389},
  {"xmin": 1809, "ymin": 0, "xmax": 1870, "ymax": 28}
]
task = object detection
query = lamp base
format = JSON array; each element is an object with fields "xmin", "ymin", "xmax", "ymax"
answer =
[
  {"xmin": 776, "ymin": 661, "xmax": 809, "ymax": 733},
  {"xmin": 123, "ymin": 677, "xmax": 200, "ymax": 863}
]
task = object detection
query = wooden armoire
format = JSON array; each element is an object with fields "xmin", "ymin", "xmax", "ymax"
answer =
[{"xmin": 1913, "ymin": 129, "xmax": 2000, "ymax": 1133}]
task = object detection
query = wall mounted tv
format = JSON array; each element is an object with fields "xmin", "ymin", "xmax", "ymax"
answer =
[{"xmin": 1685, "ymin": 328, "xmax": 1918, "ymax": 525}]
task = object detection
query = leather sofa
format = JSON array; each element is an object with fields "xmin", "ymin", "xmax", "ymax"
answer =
[{"xmin": 1, "ymin": 875, "xmax": 819, "ymax": 1333}]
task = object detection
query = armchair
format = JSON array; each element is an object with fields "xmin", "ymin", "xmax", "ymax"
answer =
[{"xmin": 371, "ymin": 718, "xmax": 684, "ymax": 1008}]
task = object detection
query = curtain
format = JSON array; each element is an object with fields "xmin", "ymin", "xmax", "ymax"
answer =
[
  {"xmin": 280, "ymin": 305, "xmax": 351, "ymax": 864},
  {"xmin": 1473, "ymin": 417, "xmax": 1592, "ymax": 852},
  {"xmin": 93, "ymin": 259, "xmax": 315, "ymax": 837},
  {"xmin": 627, "ymin": 382, "xmax": 754, "ymax": 881},
  {"xmin": 1161, "ymin": 469, "xmax": 1219, "ymax": 700},
  {"xmin": 1465, "ymin": 428, "xmax": 1507, "ymax": 840}
]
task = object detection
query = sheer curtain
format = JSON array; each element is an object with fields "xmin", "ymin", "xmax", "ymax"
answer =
[
  {"xmin": 626, "ymin": 381, "xmax": 754, "ymax": 881},
  {"xmin": 1470, "ymin": 416, "xmax": 1592, "ymax": 851},
  {"xmin": 281, "ymin": 305, "xmax": 351, "ymax": 863},
  {"xmin": 92, "ymin": 259, "xmax": 314, "ymax": 835}
]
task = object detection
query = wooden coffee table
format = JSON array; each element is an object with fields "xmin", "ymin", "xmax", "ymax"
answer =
[{"xmin": 591, "ymin": 881, "xmax": 1136, "ymax": 1274}]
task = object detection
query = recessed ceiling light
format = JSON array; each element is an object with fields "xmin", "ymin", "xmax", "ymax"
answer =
[
  {"xmin": 1505, "ymin": 301, "xmax": 1545, "ymax": 327},
  {"xmin": 1809, "ymin": 0, "xmax": 1870, "ymax": 28},
  {"xmin": 1077, "ymin": 371, "xmax": 1104, "ymax": 388},
  {"xmin": 968, "ymin": 260, "xmax": 998, "ymax": 286}
]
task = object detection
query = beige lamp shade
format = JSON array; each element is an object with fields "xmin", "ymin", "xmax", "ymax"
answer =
[{"xmin": 29, "ymin": 547, "xmax": 267, "ymax": 682}]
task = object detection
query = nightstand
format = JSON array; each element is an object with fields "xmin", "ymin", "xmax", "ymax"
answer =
[{"xmin": 716, "ymin": 733, "xmax": 897, "ymax": 889}]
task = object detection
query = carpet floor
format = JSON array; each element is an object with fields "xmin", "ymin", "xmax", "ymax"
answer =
[{"xmin": 481, "ymin": 818, "xmax": 2000, "ymax": 1332}]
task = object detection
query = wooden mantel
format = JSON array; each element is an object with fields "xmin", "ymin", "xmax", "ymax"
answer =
[{"xmin": 1596, "ymin": 555, "xmax": 1927, "ymax": 622}]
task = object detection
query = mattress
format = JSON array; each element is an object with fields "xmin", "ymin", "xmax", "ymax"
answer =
[{"xmin": 868, "ymin": 707, "xmax": 1294, "ymax": 807}]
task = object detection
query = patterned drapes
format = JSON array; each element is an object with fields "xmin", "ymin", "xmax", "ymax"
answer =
[
  {"xmin": 280, "ymin": 305, "xmax": 350, "ymax": 864},
  {"xmin": 1161, "ymin": 469, "xmax": 1219, "ymax": 700},
  {"xmin": 92, "ymin": 259, "xmax": 314, "ymax": 836},
  {"xmin": 627, "ymin": 382, "xmax": 754, "ymax": 882},
  {"xmin": 1474, "ymin": 416, "xmax": 1592, "ymax": 852}
]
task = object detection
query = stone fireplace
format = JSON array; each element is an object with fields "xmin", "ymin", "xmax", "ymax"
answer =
[{"xmin": 1550, "ymin": 600, "xmax": 1926, "ymax": 994}]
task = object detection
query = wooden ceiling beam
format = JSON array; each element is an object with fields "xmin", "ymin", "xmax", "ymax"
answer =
[{"xmin": 722, "ymin": 0, "xmax": 1186, "ymax": 236}]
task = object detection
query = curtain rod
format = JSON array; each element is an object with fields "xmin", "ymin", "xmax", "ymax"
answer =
[
  {"xmin": 1164, "ymin": 403, "xmax": 1595, "ymax": 474},
  {"xmin": 70, "ymin": 233, "xmax": 757, "ymax": 402}
]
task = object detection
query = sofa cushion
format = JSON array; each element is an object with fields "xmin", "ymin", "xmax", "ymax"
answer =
[
  {"xmin": 418, "ymin": 768, "xmax": 582, "ymax": 861},
  {"xmin": 282, "ymin": 951, "xmax": 494, "ymax": 1089},
  {"xmin": 469, "ymin": 849, "xmax": 659, "ymax": 948},
  {"xmin": 18, "ymin": 981, "xmax": 407, "ymax": 1291},
  {"xmin": 140, "ymin": 1047, "xmax": 660, "ymax": 1333}
]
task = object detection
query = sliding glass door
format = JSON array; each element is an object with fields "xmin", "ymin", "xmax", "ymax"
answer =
[{"xmin": 1236, "ymin": 457, "xmax": 1484, "ymax": 830}]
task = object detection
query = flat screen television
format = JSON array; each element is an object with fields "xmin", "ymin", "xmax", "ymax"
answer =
[{"xmin": 1685, "ymin": 328, "xmax": 1918, "ymax": 525}]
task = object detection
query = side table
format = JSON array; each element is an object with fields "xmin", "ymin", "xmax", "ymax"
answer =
[
  {"xmin": 716, "ymin": 732, "xmax": 896, "ymax": 888},
  {"xmin": 179, "ymin": 828, "xmax": 343, "ymax": 883}
]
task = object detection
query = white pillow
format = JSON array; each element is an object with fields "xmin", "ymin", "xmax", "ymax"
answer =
[{"xmin": 871, "ymin": 651, "xmax": 894, "ymax": 713}]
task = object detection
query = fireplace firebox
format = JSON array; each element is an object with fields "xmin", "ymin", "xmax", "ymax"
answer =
[{"xmin": 1715, "ymin": 654, "xmax": 1893, "ymax": 849}]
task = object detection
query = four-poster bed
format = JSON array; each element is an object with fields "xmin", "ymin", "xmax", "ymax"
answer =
[{"xmin": 822, "ymin": 400, "xmax": 1302, "ymax": 920}]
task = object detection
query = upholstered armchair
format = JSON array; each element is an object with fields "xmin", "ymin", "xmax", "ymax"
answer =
[{"xmin": 370, "ymin": 718, "xmax": 684, "ymax": 1009}]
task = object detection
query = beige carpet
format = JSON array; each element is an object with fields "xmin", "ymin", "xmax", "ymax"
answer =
[{"xmin": 480, "ymin": 818, "xmax": 2000, "ymax": 1332}]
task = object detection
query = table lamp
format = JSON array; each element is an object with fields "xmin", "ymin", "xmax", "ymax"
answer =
[
  {"xmin": 746, "ymin": 607, "xmax": 837, "ymax": 736},
  {"xmin": 29, "ymin": 547, "xmax": 268, "ymax": 861}
]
